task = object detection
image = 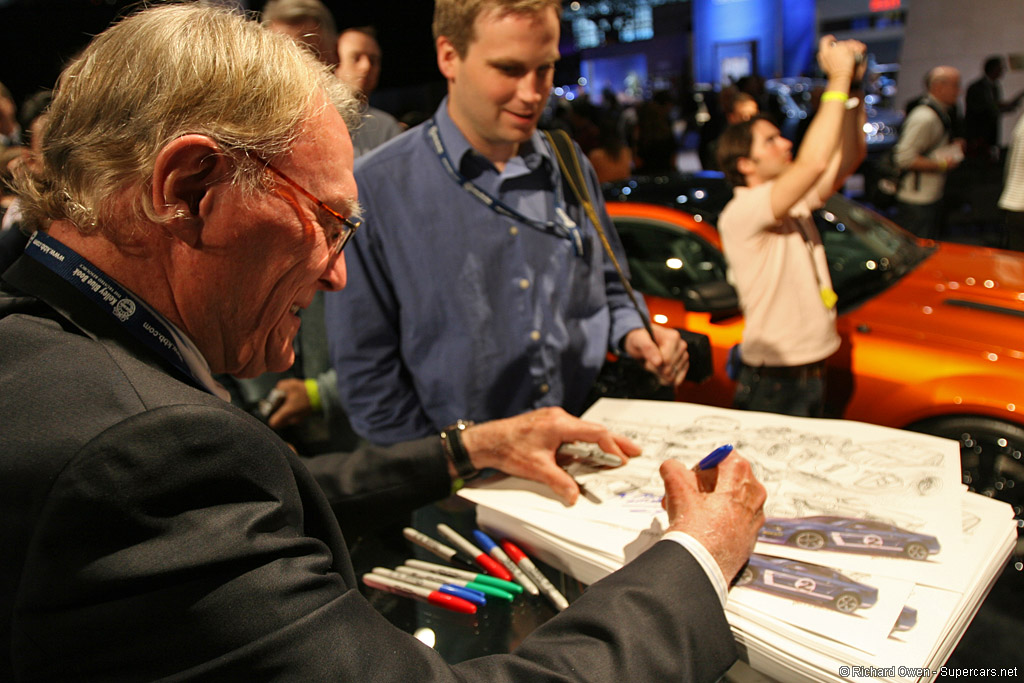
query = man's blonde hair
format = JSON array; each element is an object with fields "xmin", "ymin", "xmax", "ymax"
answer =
[
  {"xmin": 16, "ymin": 3, "xmax": 358, "ymax": 240},
  {"xmin": 432, "ymin": 0, "xmax": 562, "ymax": 57}
]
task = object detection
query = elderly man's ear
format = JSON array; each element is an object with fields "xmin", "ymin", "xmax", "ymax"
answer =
[{"xmin": 151, "ymin": 135, "xmax": 234, "ymax": 246}]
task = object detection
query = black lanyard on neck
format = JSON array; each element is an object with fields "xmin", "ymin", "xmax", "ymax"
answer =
[
  {"xmin": 427, "ymin": 120, "xmax": 584, "ymax": 256},
  {"xmin": 23, "ymin": 231, "xmax": 219, "ymax": 396}
]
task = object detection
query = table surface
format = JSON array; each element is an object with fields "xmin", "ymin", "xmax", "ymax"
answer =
[{"xmin": 348, "ymin": 495, "xmax": 591, "ymax": 663}]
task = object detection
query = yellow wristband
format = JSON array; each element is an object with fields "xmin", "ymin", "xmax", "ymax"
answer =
[
  {"xmin": 304, "ymin": 378, "xmax": 322, "ymax": 413},
  {"xmin": 820, "ymin": 90, "xmax": 849, "ymax": 103}
]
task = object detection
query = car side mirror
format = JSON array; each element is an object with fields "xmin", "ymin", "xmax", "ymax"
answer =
[{"xmin": 682, "ymin": 280, "xmax": 740, "ymax": 315}]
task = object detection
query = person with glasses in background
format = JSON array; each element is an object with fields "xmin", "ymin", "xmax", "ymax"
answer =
[{"xmin": 0, "ymin": 5, "xmax": 767, "ymax": 679}]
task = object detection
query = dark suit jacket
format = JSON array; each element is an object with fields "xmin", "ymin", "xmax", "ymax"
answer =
[
  {"xmin": 0, "ymin": 251, "xmax": 737, "ymax": 681},
  {"xmin": 966, "ymin": 76, "xmax": 1002, "ymax": 149}
]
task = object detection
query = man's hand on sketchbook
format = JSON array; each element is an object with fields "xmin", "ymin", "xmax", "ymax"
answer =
[
  {"xmin": 660, "ymin": 453, "xmax": 767, "ymax": 581},
  {"xmin": 461, "ymin": 407, "xmax": 642, "ymax": 506}
]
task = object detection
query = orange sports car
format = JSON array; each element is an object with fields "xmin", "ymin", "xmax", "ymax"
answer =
[{"xmin": 602, "ymin": 174, "xmax": 1024, "ymax": 521}]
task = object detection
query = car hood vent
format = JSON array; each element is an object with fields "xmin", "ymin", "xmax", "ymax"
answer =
[{"xmin": 942, "ymin": 298, "xmax": 1024, "ymax": 320}]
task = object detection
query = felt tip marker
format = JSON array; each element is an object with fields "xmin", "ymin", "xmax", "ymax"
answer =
[
  {"xmin": 402, "ymin": 527, "xmax": 478, "ymax": 569},
  {"xmin": 693, "ymin": 444, "xmax": 734, "ymax": 471},
  {"xmin": 405, "ymin": 559, "xmax": 524, "ymax": 594},
  {"xmin": 362, "ymin": 573, "xmax": 477, "ymax": 614},
  {"xmin": 436, "ymin": 523, "xmax": 513, "ymax": 581},
  {"xmin": 472, "ymin": 530, "xmax": 540, "ymax": 595},
  {"xmin": 557, "ymin": 442, "xmax": 624, "ymax": 468},
  {"xmin": 397, "ymin": 565, "xmax": 515, "ymax": 602},
  {"xmin": 500, "ymin": 539, "xmax": 570, "ymax": 611},
  {"xmin": 371, "ymin": 567, "xmax": 486, "ymax": 606}
]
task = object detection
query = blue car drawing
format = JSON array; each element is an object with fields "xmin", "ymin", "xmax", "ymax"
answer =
[
  {"xmin": 758, "ymin": 516, "xmax": 941, "ymax": 561},
  {"xmin": 736, "ymin": 554, "xmax": 878, "ymax": 614}
]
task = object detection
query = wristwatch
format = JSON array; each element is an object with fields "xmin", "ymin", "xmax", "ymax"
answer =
[{"xmin": 440, "ymin": 419, "xmax": 478, "ymax": 480}]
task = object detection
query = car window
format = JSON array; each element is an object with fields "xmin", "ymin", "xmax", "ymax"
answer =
[
  {"xmin": 604, "ymin": 177, "xmax": 734, "ymax": 225},
  {"xmin": 613, "ymin": 217, "xmax": 728, "ymax": 301},
  {"xmin": 814, "ymin": 196, "xmax": 934, "ymax": 310}
]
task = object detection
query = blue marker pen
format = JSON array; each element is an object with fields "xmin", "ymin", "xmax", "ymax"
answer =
[
  {"xmin": 473, "ymin": 530, "xmax": 539, "ymax": 595},
  {"xmin": 693, "ymin": 444, "xmax": 734, "ymax": 471},
  {"xmin": 371, "ymin": 567, "xmax": 487, "ymax": 607}
]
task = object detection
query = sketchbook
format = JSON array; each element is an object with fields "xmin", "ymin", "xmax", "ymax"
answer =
[{"xmin": 459, "ymin": 399, "xmax": 1017, "ymax": 683}]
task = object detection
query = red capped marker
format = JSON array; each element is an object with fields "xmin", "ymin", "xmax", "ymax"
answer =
[
  {"xmin": 436, "ymin": 523, "xmax": 513, "ymax": 581},
  {"xmin": 362, "ymin": 573, "xmax": 477, "ymax": 614},
  {"xmin": 501, "ymin": 539, "xmax": 570, "ymax": 611}
]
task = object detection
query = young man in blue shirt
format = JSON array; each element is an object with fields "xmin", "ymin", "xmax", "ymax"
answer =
[{"xmin": 326, "ymin": 0, "xmax": 689, "ymax": 445}]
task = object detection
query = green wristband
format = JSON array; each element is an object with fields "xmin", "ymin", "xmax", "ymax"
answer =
[{"xmin": 304, "ymin": 378, "xmax": 321, "ymax": 413}]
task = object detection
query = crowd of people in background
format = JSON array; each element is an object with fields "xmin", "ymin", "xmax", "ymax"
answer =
[
  {"xmin": 2, "ymin": 0, "xmax": 1023, "ymax": 678},
  {"xmin": 0, "ymin": 2, "xmax": 765, "ymax": 679},
  {"xmin": 4, "ymin": 4, "xmax": 1023, "ymax": 439},
  {"xmin": 4, "ymin": 41, "xmax": 1023, "ymax": 251}
]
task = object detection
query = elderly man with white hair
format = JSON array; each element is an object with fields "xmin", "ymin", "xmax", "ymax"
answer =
[{"xmin": 0, "ymin": 5, "xmax": 765, "ymax": 680}]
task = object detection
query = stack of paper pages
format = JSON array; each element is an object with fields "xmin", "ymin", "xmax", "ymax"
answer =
[{"xmin": 460, "ymin": 399, "xmax": 1017, "ymax": 683}]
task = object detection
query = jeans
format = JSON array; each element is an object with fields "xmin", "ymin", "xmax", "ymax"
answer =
[
  {"xmin": 732, "ymin": 361, "xmax": 826, "ymax": 418},
  {"xmin": 896, "ymin": 199, "xmax": 943, "ymax": 240}
]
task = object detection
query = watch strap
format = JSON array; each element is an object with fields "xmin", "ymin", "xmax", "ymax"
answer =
[{"xmin": 441, "ymin": 419, "xmax": 478, "ymax": 480}]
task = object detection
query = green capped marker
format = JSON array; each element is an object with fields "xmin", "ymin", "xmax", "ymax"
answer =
[
  {"xmin": 397, "ymin": 566, "xmax": 515, "ymax": 602},
  {"xmin": 405, "ymin": 558, "xmax": 524, "ymax": 594}
]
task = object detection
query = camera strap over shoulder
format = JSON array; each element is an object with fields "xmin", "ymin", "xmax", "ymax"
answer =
[{"xmin": 542, "ymin": 128, "xmax": 655, "ymax": 342}]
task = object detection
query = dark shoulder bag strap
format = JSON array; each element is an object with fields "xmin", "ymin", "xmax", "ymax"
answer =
[{"xmin": 542, "ymin": 128, "xmax": 655, "ymax": 341}]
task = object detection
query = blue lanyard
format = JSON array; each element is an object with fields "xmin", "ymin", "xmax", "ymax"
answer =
[
  {"xmin": 427, "ymin": 121, "xmax": 584, "ymax": 256},
  {"xmin": 23, "ymin": 231, "xmax": 218, "ymax": 396}
]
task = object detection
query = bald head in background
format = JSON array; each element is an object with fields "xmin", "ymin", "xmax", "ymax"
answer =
[
  {"xmin": 262, "ymin": 0, "xmax": 339, "ymax": 67},
  {"xmin": 927, "ymin": 66, "xmax": 961, "ymax": 107}
]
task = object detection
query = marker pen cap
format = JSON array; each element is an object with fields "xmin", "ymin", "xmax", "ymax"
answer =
[
  {"xmin": 363, "ymin": 573, "xmax": 477, "ymax": 614},
  {"xmin": 398, "ymin": 566, "xmax": 516, "ymax": 602},
  {"xmin": 472, "ymin": 530, "xmax": 498, "ymax": 552},
  {"xmin": 372, "ymin": 567, "xmax": 487, "ymax": 606},
  {"xmin": 404, "ymin": 560, "xmax": 524, "ymax": 595},
  {"xmin": 426, "ymin": 589, "xmax": 477, "ymax": 614},
  {"xmin": 438, "ymin": 584, "xmax": 487, "ymax": 606},
  {"xmin": 500, "ymin": 540, "xmax": 527, "ymax": 563},
  {"xmin": 475, "ymin": 552, "xmax": 512, "ymax": 581}
]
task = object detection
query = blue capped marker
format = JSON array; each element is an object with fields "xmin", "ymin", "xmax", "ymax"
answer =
[
  {"xmin": 371, "ymin": 567, "xmax": 487, "ymax": 606},
  {"xmin": 473, "ymin": 530, "xmax": 539, "ymax": 595},
  {"xmin": 693, "ymin": 444, "xmax": 734, "ymax": 471}
]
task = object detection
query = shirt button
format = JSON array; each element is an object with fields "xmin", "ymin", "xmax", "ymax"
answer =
[
  {"xmin": 519, "ymin": 278, "xmax": 530, "ymax": 290},
  {"xmin": 509, "ymin": 226, "xmax": 519, "ymax": 236},
  {"xmin": 539, "ymin": 383, "xmax": 550, "ymax": 394},
  {"xmin": 530, "ymin": 330, "xmax": 541, "ymax": 341}
]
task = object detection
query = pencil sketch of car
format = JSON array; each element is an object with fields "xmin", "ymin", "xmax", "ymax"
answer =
[
  {"xmin": 735, "ymin": 554, "xmax": 878, "ymax": 614},
  {"xmin": 758, "ymin": 516, "xmax": 941, "ymax": 560}
]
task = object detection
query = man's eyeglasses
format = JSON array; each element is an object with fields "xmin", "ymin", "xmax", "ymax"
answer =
[{"xmin": 256, "ymin": 157, "xmax": 360, "ymax": 256}]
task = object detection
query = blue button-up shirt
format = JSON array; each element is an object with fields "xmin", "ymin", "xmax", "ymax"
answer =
[{"xmin": 325, "ymin": 98, "xmax": 646, "ymax": 445}]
